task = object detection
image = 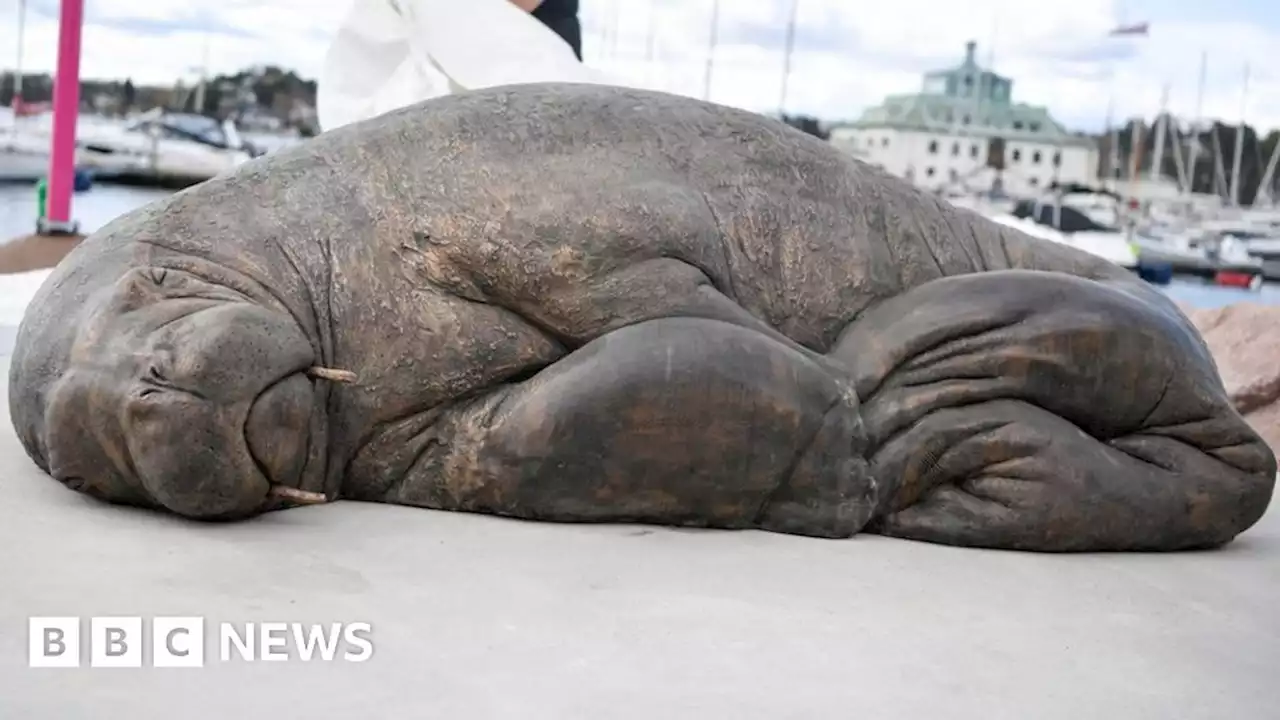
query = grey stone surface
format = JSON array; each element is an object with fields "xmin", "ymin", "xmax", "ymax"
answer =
[{"xmin": 1, "ymin": 355, "xmax": 1277, "ymax": 719}]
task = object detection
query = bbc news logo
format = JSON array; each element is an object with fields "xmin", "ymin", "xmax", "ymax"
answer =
[{"xmin": 28, "ymin": 617, "xmax": 374, "ymax": 667}]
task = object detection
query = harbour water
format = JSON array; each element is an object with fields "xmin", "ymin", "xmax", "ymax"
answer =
[
  {"xmin": 2, "ymin": 180, "xmax": 1278, "ymax": 325},
  {"xmin": 0, "ymin": 181, "xmax": 173, "ymax": 241}
]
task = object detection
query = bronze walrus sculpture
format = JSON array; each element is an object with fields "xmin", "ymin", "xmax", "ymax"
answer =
[{"xmin": 8, "ymin": 83, "xmax": 1276, "ymax": 552}]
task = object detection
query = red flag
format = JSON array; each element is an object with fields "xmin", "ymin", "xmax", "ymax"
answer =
[{"xmin": 1108, "ymin": 22, "xmax": 1149, "ymax": 36}]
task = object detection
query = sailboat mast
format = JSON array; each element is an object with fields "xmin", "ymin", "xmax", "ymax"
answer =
[
  {"xmin": 14, "ymin": 0, "xmax": 25, "ymax": 104},
  {"xmin": 1185, "ymin": 51, "xmax": 1207, "ymax": 195},
  {"xmin": 1228, "ymin": 62, "xmax": 1248, "ymax": 207},
  {"xmin": 977, "ymin": 14, "xmax": 998, "ymax": 191},
  {"xmin": 1166, "ymin": 77, "xmax": 1188, "ymax": 192},
  {"xmin": 1102, "ymin": 55, "xmax": 1120, "ymax": 191},
  {"xmin": 595, "ymin": 1, "xmax": 613, "ymax": 66},
  {"xmin": 1212, "ymin": 130, "xmax": 1229, "ymax": 201},
  {"xmin": 610, "ymin": 0, "xmax": 621, "ymax": 60},
  {"xmin": 193, "ymin": 32, "xmax": 211, "ymax": 114},
  {"xmin": 702, "ymin": 0, "xmax": 721, "ymax": 102},
  {"xmin": 1102, "ymin": 95, "xmax": 1118, "ymax": 190},
  {"xmin": 1149, "ymin": 84, "xmax": 1168, "ymax": 182},
  {"xmin": 777, "ymin": 0, "xmax": 800, "ymax": 116},
  {"xmin": 1252, "ymin": 137, "xmax": 1280, "ymax": 207},
  {"xmin": 1169, "ymin": 118, "xmax": 1189, "ymax": 191},
  {"xmin": 643, "ymin": 0, "xmax": 658, "ymax": 88},
  {"xmin": 1126, "ymin": 119, "xmax": 1143, "ymax": 203},
  {"xmin": 1107, "ymin": 84, "xmax": 1122, "ymax": 188}
]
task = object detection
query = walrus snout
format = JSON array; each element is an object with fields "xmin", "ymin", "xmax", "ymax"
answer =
[
  {"xmin": 245, "ymin": 372, "xmax": 316, "ymax": 506},
  {"xmin": 119, "ymin": 317, "xmax": 322, "ymax": 519},
  {"xmin": 37, "ymin": 266, "xmax": 335, "ymax": 520}
]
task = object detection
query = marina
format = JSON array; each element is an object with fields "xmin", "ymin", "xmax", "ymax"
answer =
[
  {"xmin": 4, "ymin": 10, "xmax": 1279, "ymax": 287},
  {"xmin": 6, "ymin": 43, "xmax": 1278, "ymax": 296},
  {"xmin": 2, "ymin": 106, "xmax": 294, "ymax": 189},
  {"xmin": 827, "ymin": 41, "xmax": 1280, "ymax": 293},
  {"xmin": 1, "ymin": 0, "xmax": 300, "ymax": 189}
]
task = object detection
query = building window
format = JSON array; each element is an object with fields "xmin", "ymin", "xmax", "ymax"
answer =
[
  {"xmin": 1029, "ymin": 177, "xmax": 1039, "ymax": 188},
  {"xmin": 926, "ymin": 167, "xmax": 936, "ymax": 177},
  {"xmin": 951, "ymin": 142, "xmax": 960, "ymax": 156},
  {"xmin": 1012, "ymin": 148, "xmax": 1022, "ymax": 162},
  {"xmin": 949, "ymin": 168, "xmax": 959, "ymax": 181},
  {"xmin": 1029, "ymin": 122, "xmax": 1041, "ymax": 132},
  {"xmin": 962, "ymin": 114, "xmax": 971, "ymax": 125},
  {"xmin": 1052, "ymin": 151, "xmax": 1061, "ymax": 167},
  {"xmin": 882, "ymin": 137, "xmax": 889, "ymax": 147},
  {"xmin": 1032, "ymin": 150, "xmax": 1042, "ymax": 164},
  {"xmin": 928, "ymin": 140, "xmax": 939, "ymax": 154},
  {"xmin": 1012, "ymin": 121, "xmax": 1023, "ymax": 130},
  {"xmin": 970, "ymin": 144, "xmax": 979, "ymax": 158}
]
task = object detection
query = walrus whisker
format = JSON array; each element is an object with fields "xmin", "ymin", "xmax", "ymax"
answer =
[
  {"xmin": 307, "ymin": 367, "xmax": 358, "ymax": 383},
  {"xmin": 268, "ymin": 485, "xmax": 329, "ymax": 505}
]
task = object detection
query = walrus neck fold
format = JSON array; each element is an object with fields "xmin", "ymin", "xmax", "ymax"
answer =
[{"xmin": 139, "ymin": 242, "xmax": 336, "ymax": 369}]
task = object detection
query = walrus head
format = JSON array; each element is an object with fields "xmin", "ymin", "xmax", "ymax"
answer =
[{"xmin": 37, "ymin": 265, "xmax": 344, "ymax": 519}]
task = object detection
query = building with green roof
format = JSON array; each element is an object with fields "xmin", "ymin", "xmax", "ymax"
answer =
[{"xmin": 829, "ymin": 42, "xmax": 1100, "ymax": 197}]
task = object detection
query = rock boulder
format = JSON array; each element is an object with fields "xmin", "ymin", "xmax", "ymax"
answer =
[{"xmin": 1184, "ymin": 302, "xmax": 1280, "ymax": 452}]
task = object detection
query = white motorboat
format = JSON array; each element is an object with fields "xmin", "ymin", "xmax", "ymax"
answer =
[
  {"xmin": 2, "ymin": 109, "xmax": 254, "ymax": 188},
  {"xmin": 983, "ymin": 197, "xmax": 1139, "ymax": 269},
  {"xmin": 1208, "ymin": 226, "xmax": 1280, "ymax": 282},
  {"xmin": 6, "ymin": 108, "xmax": 256, "ymax": 188},
  {"xmin": 0, "ymin": 128, "xmax": 49, "ymax": 182},
  {"xmin": 1134, "ymin": 226, "xmax": 1264, "ymax": 284},
  {"xmin": 0, "ymin": 102, "xmax": 56, "ymax": 183},
  {"xmin": 989, "ymin": 213, "xmax": 1140, "ymax": 268},
  {"xmin": 942, "ymin": 191, "xmax": 1017, "ymax": 218},
  {"xmin": 72, "ymin": 109, "xmax": 255, "ymax": 187}
]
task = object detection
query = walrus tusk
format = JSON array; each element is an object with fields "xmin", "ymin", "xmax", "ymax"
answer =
[
  {"xmin": 269, "ymin": 485, "xmax": 329, "ymax": 505},
  {"xmin": 307, "ymin": 366, "xmax": 357, "ymax": 383}
]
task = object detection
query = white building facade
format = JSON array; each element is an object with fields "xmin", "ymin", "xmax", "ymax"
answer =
[{"xmin": 828, "ymin": 42, "xmax": 1099, "ymax": 198}]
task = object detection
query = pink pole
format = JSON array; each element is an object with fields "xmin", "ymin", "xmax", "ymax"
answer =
[{"xmin": 44, "ymin": 0, "xmax": 84, "ymax": 231}]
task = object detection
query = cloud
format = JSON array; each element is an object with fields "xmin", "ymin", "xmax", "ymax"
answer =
[
  {"xmin": 579, "ymin": 0, "xmax": 1280, "ymax": 134},
  {"xmin": 18, "ymin": 0, "xmax": 255, "ymax": 38},
  {"xmin": 2, "ymin": 0, "xmax": 339, "ymax": 85},
  {"xmin": 91, "ymin": 15, "xmax": 257, "ymax": 40},
  {"xmin": 1, "ymin": 0, "xmax": 1277, "ymax": 134}
]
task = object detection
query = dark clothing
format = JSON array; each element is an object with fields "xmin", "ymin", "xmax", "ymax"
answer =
[{"xmin": 530, "ymin": 0, "xmax": 582, "ymax": 60}]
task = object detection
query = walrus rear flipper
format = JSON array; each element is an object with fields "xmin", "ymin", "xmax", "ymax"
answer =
[
  {"xmin": 376, "ymin": 317, "xmax": 878, "ymax": 538},
  {"xmin": 831, "ymin": 270, "xmax": 1277, "ymax": 552}
]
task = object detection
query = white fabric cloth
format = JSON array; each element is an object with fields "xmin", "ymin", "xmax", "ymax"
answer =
[{"xmin": 317, "ymin": 0, "xmax": 612, "ymax": 132}]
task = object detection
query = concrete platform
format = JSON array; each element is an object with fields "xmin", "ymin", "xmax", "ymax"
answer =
[{"xmin": 1, "ymin": 352, "xmax": 1277, "ymax": 719}]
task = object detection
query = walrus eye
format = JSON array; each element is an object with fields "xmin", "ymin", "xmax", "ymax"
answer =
[{"xmin": 148, "ymin": 364, "xmax": 164, "ymax": 381}]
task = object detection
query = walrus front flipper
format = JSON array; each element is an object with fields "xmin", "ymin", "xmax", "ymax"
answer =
[
  {"xmin": 376, "ymin": 317, "xmax": 878, "ymax": 538},
  {"xmin": 831, "ymin": 270, "xmax": 1276, "ymax": 552}
]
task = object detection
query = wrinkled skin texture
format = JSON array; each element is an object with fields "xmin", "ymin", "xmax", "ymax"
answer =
[{"xmin": 9, "ymin": 83, "xmax": 1276, "ymax": 551}]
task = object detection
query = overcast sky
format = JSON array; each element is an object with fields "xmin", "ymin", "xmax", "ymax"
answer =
[{"xmin": 3, "ymin": 0, "xmax": 1278, "ymax": 133}]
